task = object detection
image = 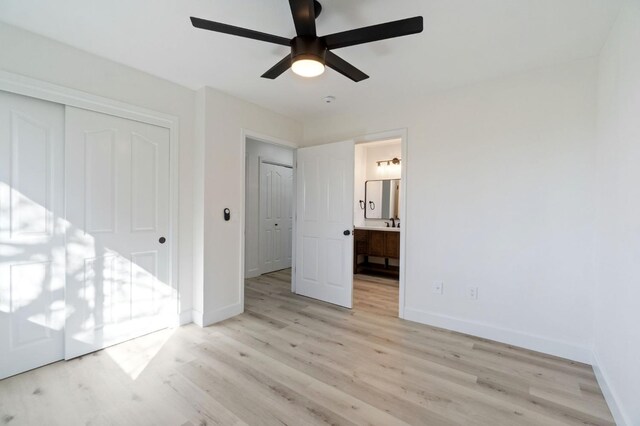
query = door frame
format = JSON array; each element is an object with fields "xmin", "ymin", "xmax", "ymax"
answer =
[
  {"xmin": 0, "ymin": 70, "xmax": 183, "ymax": 324},
  {"xmin": 258, "ymin": 158, "xmax": 293, "ymax": 276},
  {"xmin": 354, "ymin": 129, "xmax": 408, "ymax": 319},
  {"xmin": 240, "ymin": 130, "xmax": 298, "ymax": 311}
]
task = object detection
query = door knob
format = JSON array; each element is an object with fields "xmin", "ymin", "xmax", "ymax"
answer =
[
  {"xmin": 343, "ymin": 230, "xmax": 351, "ymax": 236},
  {"xmin": 159, "ymin": 237, "xmax": 166, "ymax": 244}
]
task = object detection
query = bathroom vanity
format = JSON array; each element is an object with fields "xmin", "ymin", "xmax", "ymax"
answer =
[{"xmin": 353, "ymin": 227, "xmax": 400, "ymax": 279}]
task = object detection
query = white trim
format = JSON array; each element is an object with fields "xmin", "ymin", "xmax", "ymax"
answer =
[
  {"xmin": 243, "ymin": 129, "xmax": 299, "ymax": 149},
  {"xmin": 168, "ymin": 310, "xmax": 193, "ymax": 327},
  {"xmin": 353, "ymin": 128, "xmax": 408, "ymax": 319},
  {"xmin": 591, "ymin": 350, "xmax": 631, "ymax": 426},
  {"xmin": 291, "ymin": 157, "xmax": 298, "ymax": 294},
  {"xmin": 202, "ymin": 302, "xmax": 243, "ymax": 327},
  {"xmin": 261, "ymin": 158, "xmax": 293, "ymax": 168},
  {"xmin": 192, "ymin": 310, "xmax": 204, "ymax": 327},
  {"xmin": 0, "ymin": 69, "xmax": 183, "ymax": 322},
  {"xmin": 240, "ymin": 129, "xmax": 299, "ymax": 314},
  {"xmin": 404, "ymin": 307, "xmax": 592, "ymax": 363},
  {"xmin": 177, "ymin": 309, "xmax": 193, "ymax": 326},
  {"xmin": 0, "ymin": 70, "xmax": 177, "ymax": 128}
]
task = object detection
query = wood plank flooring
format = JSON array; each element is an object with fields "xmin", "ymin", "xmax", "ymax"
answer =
[{"xmin": 0, "ymin": 269, "xmax": 614, "ymax": 425}]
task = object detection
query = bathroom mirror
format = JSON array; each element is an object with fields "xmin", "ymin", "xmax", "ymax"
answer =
[{"xmin": 364, "ymin": 179, "xmax": 401, "ymax": 219}]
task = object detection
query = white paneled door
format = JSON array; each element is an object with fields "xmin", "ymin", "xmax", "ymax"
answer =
[
  {"xmin": 64, "ymin": 107, "xmax": 172, "ymax": 360},
  {"xmin": 0, "ymin": 92, "xmax": 65, "ymax": 379},
  {"xmin": 295, "ymin": 141, "xmax": 354, "ymax": 308},
  {"xmin": 260, "ymin": 162, "xmax": 293, "ymax": 274}
]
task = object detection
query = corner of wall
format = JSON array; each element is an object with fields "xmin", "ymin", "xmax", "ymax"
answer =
[
  {"xmin": 591, "ymin": 349, "xmax": 631, "ymax": 426},
  {"xmin": 201, "ymin": 303, "xmax": 243, "ymax": 327}
]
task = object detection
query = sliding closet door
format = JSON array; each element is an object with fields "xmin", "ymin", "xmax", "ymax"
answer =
[
  {"xmin": 0, "ymin": 91, "xmax": 65, "ymax": 379},
  {"xmin": 64, "ymin": 107, "xmax": 172, "ymax": 359}
]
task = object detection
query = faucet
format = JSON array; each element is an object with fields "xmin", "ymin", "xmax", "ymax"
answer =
[{"xmin": 389, "ymin": 218, "xmax": 396, "ymax": 228}]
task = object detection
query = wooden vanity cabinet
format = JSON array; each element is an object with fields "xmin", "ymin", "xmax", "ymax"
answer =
[
  {"xmin": 353, "ymin": 229, "xmax": 400, "ymax": 279},
  {"xmin": 385, "ymin": 232, "xmax": 400, "ymax": 258}
]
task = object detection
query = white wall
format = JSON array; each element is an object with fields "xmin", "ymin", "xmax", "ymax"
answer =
[
  {"xmin": 354, "ymin": 144, "xmax": 367, "ymax": 227},
  {"xmin": 362, "ymin": 141, "xmax": 402, "ymax": 227},
  {"xmin": 364, "ymin": 142, "xmax": 402, "ymax": 182},
  {"xmin": 244, "ymin": 138, "xmax": 294, "ymax": 278},
  {"xmin": 354, "ymin": 141, "xmax": 402, "ymax": 227},
  {"xmin": 305, "ymin": 58, "xmax": 599, "ymax": 362},
  {"xmin": 0, "ymin": 22, "xmax": 196, "ymax": 321},
  {"xmin": 593, "ymin": 1, "xmax": 640, "ymax": 424},
  {"xmin": 194, "ymin": 87, "xmax": 302, "ymax": 326}
]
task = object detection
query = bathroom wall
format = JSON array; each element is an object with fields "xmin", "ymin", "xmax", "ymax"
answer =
[{"xmin": 354, "ymin": 140, "xmax": 402, "ymax": 228}]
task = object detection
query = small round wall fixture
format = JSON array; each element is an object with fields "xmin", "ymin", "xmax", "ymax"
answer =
[{"xmin": 323, "ymin": 95, "xmax": 336, "ymax": 104}]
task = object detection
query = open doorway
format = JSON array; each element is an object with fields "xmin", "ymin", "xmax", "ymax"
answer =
[
  {"xmin": 353, "ymin": 138, "xmax": 402, "ymax": 317},
  {"xmin": 243, "ymin": 135, "xmax": 295, "ymax": 292}
]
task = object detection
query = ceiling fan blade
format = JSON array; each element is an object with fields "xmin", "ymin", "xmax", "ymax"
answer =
[
  {"xmin": 325, "ymin": 51, "xmax": 369, "ymax": 82},
  {"xmin": 289, "ymin": 0, "xmax": 316, "ymax": 36},
  {"xmin": 261, "ymin": 55, "xmax": 292, "ymax": 79},
  {"xmin": 322, "ymin": 16, "xmax": 423, "ymax": 50},
  {"xmin": 190, "ymin": 17, "xmax": 291, "ymax": 46}
]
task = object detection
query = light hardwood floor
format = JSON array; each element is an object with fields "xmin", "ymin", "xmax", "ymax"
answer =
[{"xmin": 0, "ymin": 269, "xmax": 614, "ymax": 425}]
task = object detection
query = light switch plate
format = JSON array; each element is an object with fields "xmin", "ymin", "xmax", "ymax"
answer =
[{"xmin": 432, "ymin": 281, "xmax": 444, "ymax": 295}]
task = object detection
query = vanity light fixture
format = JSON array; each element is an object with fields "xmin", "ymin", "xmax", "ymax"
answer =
[{"xmin": 377, "ymin": 157, "xmax": 401, "ymax": 167}]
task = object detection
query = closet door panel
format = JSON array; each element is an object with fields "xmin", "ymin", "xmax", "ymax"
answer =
[
  {"xmin": 0, "ymin": 91, "xmax": 65, "ymax": 379},
  {"xmin": 65, "ymin": 107, "xmax": 176, "ymax": 359},
  {"xmin": 64, "ymin": 106, "xmax": 172, "ymax": 360}
]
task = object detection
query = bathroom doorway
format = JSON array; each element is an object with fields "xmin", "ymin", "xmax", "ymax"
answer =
[{"xmin": 353, "ymin": 135, "xmax": 406, "ymax": 318}]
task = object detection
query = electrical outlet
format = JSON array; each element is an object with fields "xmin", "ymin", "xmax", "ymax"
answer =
[
  {"xmin": 432, "ymin": 281, "xmax": 443, "ymax": 295},
  {"xmin": 468, "ymin": 286, "xmax": 479, "ymax": 300}
]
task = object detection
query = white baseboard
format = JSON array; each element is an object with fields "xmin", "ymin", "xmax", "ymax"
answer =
[
  {"xmin": 198, "ymin": 302, "xmax": 243, "ymax": 327},
  {"xmin": 192, "ymin": 309, "xmax": 204, "ymax": 327},
  {"xmin": 245, "ymin": 269, "xmax": 260, "ymax": 279},
  {"xmin": 168, "ymin": 310, "xmax": 193, "ymax": 327},
  {"xmin": 403, "ymin": 307, "xmax": 591, "ymax": 363},
  {"xmin": 178, "ymin": 309, "xmax": 193, "ymax": 326},
  {"xmin": 591, "ymin": 350, "xmax": 631, "ymax": 426}
]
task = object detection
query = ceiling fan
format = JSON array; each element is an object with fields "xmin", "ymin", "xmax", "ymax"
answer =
[{"xmin": 190, "ymin": 0, "xmax": 423, "ymax": 82}]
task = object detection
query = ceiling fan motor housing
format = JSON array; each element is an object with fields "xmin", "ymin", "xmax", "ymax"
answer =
[{"xmin": 291, "ymin": 36, "xmax": 326, "ymax": 65}]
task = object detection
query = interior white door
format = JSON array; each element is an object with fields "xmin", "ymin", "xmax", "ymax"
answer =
[
  {"xmin": 0, "ymin": 91, "xmax": 65, "ymax": 379},
  {"xmin": 64, "ymin": 107, "xmax": 172, "ymax": 359},
  {"xmin": 260, "ymin": 162, "xmax": 293, "ymax": 274},
  {"xmin": 295, "ymin": 141, "xmax": 354, "ymax": 308}
]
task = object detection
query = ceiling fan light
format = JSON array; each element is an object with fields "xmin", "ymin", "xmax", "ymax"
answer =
[{"xmin": 292, "ymin": 58, "xmax": 325, "ymax": 78}]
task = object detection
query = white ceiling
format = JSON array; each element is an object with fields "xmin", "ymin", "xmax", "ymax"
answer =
[{"xmin": 0, "ymin": 0, "xmax": 621, "ymax": 121}]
